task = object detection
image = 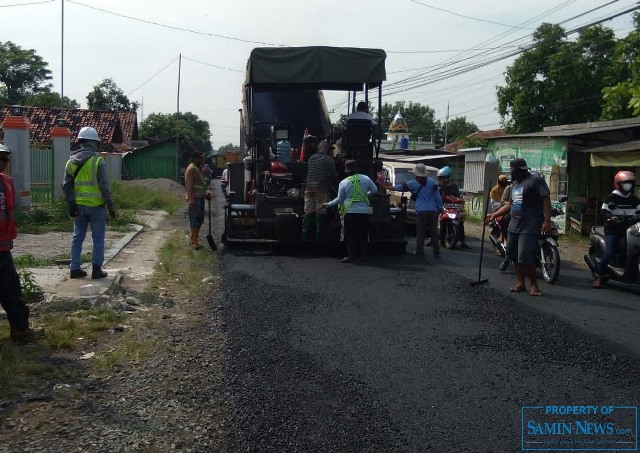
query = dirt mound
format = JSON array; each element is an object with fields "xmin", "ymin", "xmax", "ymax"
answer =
[{"xmin": 121, "ymin": 178, "xmax": 184, "ymax": 194}]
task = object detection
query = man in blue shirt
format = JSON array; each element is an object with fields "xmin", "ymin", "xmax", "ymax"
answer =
[
  {"xmin": 487, "ymin": 158, "xmax": 551, "ymax": 296},
  {"xmin": 383, "ymin": 163, "xmax": 443, "ymax": 257}
]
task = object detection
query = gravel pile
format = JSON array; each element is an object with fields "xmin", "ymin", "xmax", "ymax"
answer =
[{"xmin": 120, "ymin": 178, "xmax": 184, "ymax": 195}]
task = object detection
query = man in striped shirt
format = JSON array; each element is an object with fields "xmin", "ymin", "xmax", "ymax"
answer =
[{"xmin": 303, "ymin": 140, "xmax": 337, "ymax": 240}]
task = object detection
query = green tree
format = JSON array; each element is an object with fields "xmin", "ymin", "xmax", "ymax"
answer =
[
  {"xmin": 444, "ymin": 116, "xmax": 479, "ymax": 144},
  {"xmin": 218, "ymin": 143, "xmax": 238, "ymax": 153},
  {"xmin": 87, "ymin": 78, "xmax": 139, "ymax": 112},
  {"xmin": 23, "ymin": 87, "xmax": 80, "ymax": 109},
  {"xmin": 497, "ymin": 23, "xmax": 618, "ymax": 133},
  {"xmin": 0, "ymin": 41, "xmax": 52, "ymax": 105},
  {"xmin": 139, "ymin": 112, "xmax": 212, "ymax": 152},
  {"xmin": 601, "ymin": 14, "xmax": 640, "ymax": 119}
]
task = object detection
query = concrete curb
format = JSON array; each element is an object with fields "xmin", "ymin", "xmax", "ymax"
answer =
[
  {"xmin": 28, "ymin": 224, "xmax": 145, "ymax": 310},
  {"xmin": 104, "ymin": 224, "xmax": 144, "ymax": 266}
]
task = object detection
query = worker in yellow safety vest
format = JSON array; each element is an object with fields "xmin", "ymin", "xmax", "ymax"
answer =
[
  {"xmin": 63, "ymin": 126, "xmax": 116, "ymax": 280},
  {"xmin": 321, "ymin": 159, "xmax": 378, "ymax": 264},
  {"xmin": 184, "ymin": 151, "xmax": 211, "ymax": 249}
]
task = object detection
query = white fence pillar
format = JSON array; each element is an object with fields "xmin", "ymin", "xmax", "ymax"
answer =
[
  {"xmin": 51, "ymin": 125, "xmax": 71, "ymax": 199},
  {"xmin": 2, "ymin": 114, "xmax": 32, "ymax": 209}
]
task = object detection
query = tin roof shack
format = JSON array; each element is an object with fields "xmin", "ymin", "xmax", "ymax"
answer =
[
  {"xmin": 486, "ymin": 117, "xmax": 640, "ymax": 234},
  {"xmin": 122, "ymin": 135, "xmax": 195, "ymax": 181}
]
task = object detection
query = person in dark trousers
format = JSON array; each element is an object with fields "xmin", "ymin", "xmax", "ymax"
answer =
[
  {"xmin": 592, "ymin": 171, "xmax": 640, "ymax": 289},
  {"xmin": 303, "ymin": 140, "xmax": 337, "ymax": 240},
  {"xmin": 0, "ymin": 144, "xmax": 44, "ymax": 343},
  {"xmin": 437, "ymin": 166, "xmax": 471, "ymax": 249},
  {"xmin": 487, "ymin": 158, "xmax": 551, "ymax": 297},
  {"xmin": 63, "ymin": 126, "xmax": 116, "ymax": 279},
  {"xmin": 382, "ymin": 163, "xmax": 442, "ymax": 257},
  {"xmin": 322, "ymin": 160, "xmax": 378, "ymax": 263}
]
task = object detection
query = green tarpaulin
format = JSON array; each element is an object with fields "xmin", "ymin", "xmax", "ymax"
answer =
[{"xmin": 245, "ymin": 46, "xmax": 386, "ymax": 91}]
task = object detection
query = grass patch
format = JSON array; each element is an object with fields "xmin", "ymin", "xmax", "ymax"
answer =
[
  {"xmin": 156, "ymin": 233, "xmax": 218, "ymax": 291},
  {"xmin": 0, "ymin": 342, "xmax": 63, "ymax": 398},
  {"xmin": 14, "ymin": 253, "xmax": 92, "ymax": 269},
  {"xmin": 94, "ymin": 338, "xmax": 160, "ymax": 371},
  {"xmin": 40, "ymin": 308, "xmax": 127, "ymax": 351},
  {"xmin": 15, "ymin": 181, "xmax": 183, "ymax": 234},
  {"xmin": 111, "ymin": 181, "xmax": 184, "ymax": 215}
]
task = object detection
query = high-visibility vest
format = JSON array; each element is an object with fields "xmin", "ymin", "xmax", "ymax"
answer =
[
  {"xmin": 339, "ymin": 174, "xmax": 370, "ymax": 219},
  {"xmin": 0, "ymin": 173, "xmax": 18, "ymax": 251},
  {"xmin": 188, "ymin": 163, "xmax": 207, "ymax": 199},
  {"xmin": 65, "ymin": 155, "xmax": 105, "ymax": 207}
]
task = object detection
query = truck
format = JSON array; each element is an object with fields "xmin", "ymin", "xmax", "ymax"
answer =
[{"xmin": 222, "ymin": 46, "xmax": 406, "ymax": 253}]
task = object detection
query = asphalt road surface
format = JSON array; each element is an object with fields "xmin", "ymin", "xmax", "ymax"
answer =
[{"xmin": 213, "ymin": 189, "xmax": 640, "ymax": 452}]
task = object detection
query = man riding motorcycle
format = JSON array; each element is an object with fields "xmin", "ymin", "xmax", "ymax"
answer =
[
  {"xmin": 437, "ymin": 166, "xmax": 471, "ymax": 249},
  {"xmin": 592, "ymin": 171, "xmax": 640, "ymax": 289}
]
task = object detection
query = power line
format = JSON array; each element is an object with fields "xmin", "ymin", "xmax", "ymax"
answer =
[
  {"xmin": 182, "ymin": 56, "xmax": 244, "ymax": 73},
  {"xmin": 66, "ymin": 0, "xmax": 285, "ymax": 46},
  {"xmin": 409, "ymin": 0, "xmax": 533, "ymax": 29},
  {"xmin": 383, "ymin": 5, "xmax": 640, "ymax": 96},
  {"xmin": 387, "ymin": 46, "xmax": 523, "ymax": 54},
  {"xmin": 0, "ymin": 0, "xmax": 53, "ymax": 7},
  {"xmin": 127, "ymin": 56, "xmax": 179, "ymax": 96}
]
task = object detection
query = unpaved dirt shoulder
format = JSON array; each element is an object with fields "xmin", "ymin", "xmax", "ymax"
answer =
[{"xmin": 0, "ymin": 210, "xmax": 240, "ymax": 452}]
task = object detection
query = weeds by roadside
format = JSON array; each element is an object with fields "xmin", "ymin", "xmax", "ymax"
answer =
[
  {"xmin": 15, "ymin": 181, "xmax": 183, "ymax": 234},
  {"xmin": 0, "ymin": 228, "xmax": 217, "ymax": 400},
  {"xmin": 14, "ymin": 253, "xmax": 91, "ymax": 269}
]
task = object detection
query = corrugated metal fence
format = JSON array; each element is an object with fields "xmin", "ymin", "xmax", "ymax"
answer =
[{"xmin": 30, "ymin": 146, "xmax": 54, "ymax": 206}]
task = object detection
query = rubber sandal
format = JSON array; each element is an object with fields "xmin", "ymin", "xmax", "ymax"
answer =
[
  {"xmin": 592, "ymin": 281, "xmax": 602, "ymax": 289},
  {"xmin": 510, "ymin": 285, "xmax": 526, "ymax": 293},
  {"xmin": 529, "ymin": 288, "xmax": 543, "ymax": 297}
]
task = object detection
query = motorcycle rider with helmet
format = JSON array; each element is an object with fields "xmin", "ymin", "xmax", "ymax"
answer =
[
  {"xmin": 592, "ymin": 171, "xmax": 640, "ymax": 289},
  {"xmin": 437, "ymin": 166, "xmax": 471, "ymax": 249}
]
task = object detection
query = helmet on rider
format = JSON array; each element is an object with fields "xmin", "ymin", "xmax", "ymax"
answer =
[
  {"xmin": 614, "ymin": 170, "xmax": 636, "ymax": 195},
  {"xmin": 77, "ymin": 126, "xmax": 100, "ymax": 142},
  {"xmin": 437, "ymin": 166, "xmax": 453, "ymax": 183}
]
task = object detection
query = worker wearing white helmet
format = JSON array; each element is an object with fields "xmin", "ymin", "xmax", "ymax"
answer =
[
  {"xmin": 0, "ymin": 143, "xmax": 44, "ymax": 343},
  {"xmin": 62, "ymin": 126, "xmax": 116, "ymax": 280}
]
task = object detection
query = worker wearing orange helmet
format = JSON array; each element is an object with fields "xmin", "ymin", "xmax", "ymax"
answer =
[{"xmin": 593, "ymin": 170, "xmax": 640, "ymax": 289}]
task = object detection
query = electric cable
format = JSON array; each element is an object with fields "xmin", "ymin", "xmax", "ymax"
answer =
[
  {"xmin": 0, "ymin": 0, "xmax": 53, "ymax": 6},
  {"xmin": 182, "ymin": 56, "xmax": 244, "ymax": 73},
  {"xmin": 408, "ymin": 0, "xmax": 533, "ymax": 29},
  {"xmin": 66, "ymin": 0, "xmax": 284, "ymax": 46},
  {"xmin": 127, "ymin": 56, "xmax": 179, "ymax": 96}
]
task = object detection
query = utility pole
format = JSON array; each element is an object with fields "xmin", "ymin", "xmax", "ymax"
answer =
[
  {"xmin": 175, "ymin": 54, "xmax": 182, "ymax": 182},
  {"xmin": 60, "ymin": 0, "xmax": 65, "ymax": 115},
  {"xmin": 443, "ymin": 101, "xmax": 450, "ymax": 148}
]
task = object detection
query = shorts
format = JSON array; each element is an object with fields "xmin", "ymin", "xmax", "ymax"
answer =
[
  {"xmin": 189, "ymin": 198, "xmax": 205, "ymax": 228},
  {"xmin": 304, "ymin": 191, "xmax": 328, "ymax": 214},
  {"xmin": 506, "ymin": 232, "xmax": 538, "ymax": 265}
]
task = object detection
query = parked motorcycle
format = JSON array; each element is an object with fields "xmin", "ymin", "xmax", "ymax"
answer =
[
  {"xmin": 488, "ymin": 204, "xmax": 564, "ymax": 283},
  {"xmin": 584, "ymin": 205, "xmax": 640, "ymax": 286},
  {"xmin": 439, "ymin": 195, "xmax": 465, "ymax": 249}
]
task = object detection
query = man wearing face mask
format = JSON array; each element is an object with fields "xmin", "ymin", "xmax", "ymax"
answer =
[
  {"xmin": 486, "ymin": 158, "xmax": 551, "ymax": 297},
  {"xmin": 592, "ymin": 171, "xmax": 640, "ymax": 289}
]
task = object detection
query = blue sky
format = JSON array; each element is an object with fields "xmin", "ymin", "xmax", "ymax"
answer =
[{"xmin": 2, "ymin": 0, "xmax": 634, "ymax": 147}]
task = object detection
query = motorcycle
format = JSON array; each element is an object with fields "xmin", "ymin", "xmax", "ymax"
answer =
[
  {"xmin": 488, "ymin": 204, "xmax": 564, "ymax": 283},
  {"xmin": 439, "ymin": 195, "xmax": 465, "ymax": 249},
  {"xmin": 584, "ymin": 205, "xmax": 640, "ymax": 286}
]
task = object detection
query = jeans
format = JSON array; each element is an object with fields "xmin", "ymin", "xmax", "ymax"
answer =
[
  {"xmin": 0, "ymin": 251, "xmax": 30, "ymax": 332},
  {"xmin": 596, "ymin": 234, "xmax": 617, "ymax": 275},
  {"xmin": 71, "ymin": 205, "xmax": 106, "ymax": 270},
  {"xmin": 189, "ymin": 198, "xmax": 205, "ymax": 228}
]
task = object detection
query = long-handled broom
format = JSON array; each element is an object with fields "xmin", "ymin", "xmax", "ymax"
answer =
[{"xmin": 470, "ymin": 181, "xmax": 492, "ymax": 287}]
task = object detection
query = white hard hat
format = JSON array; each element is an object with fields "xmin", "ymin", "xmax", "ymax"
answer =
[
  {"xmin": 77, "ymin": 126, "xmax": 100, "ymax": 142},
  {"xmin": 0, "ymin": 143, "xmax": 12, "ymax": 154}
]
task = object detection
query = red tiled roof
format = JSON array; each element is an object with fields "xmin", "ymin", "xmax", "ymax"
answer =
[
  {"xmin": 443, "ymin": 129, "xmax": 506, "ymax": 153},
  {"xmin": 0, "ymin": 106, "xmax": 138, "ymax": 152}
]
